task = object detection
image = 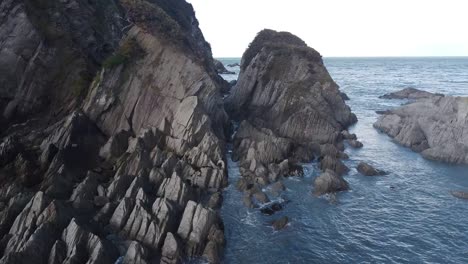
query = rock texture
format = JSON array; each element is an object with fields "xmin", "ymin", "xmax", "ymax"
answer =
[
  {"xmin": 374, "ymin": 95, "xmax": 468, "ymax": 164},
  {"xmin": 379, "ymin": 88, "xmax": 444, "ymax": 100},
  {"xmin": 313, "ymin": 170, "xmax": 349, "ymax": 196},
  {"xmin": 214, "ymin": 59, "xmax": 235, "ymax": 75},
  {"xmin": 357, "ymin": 162, "xmax": 386, "ymax": 176},
  {"xmin": 0, "ymin": 0, "xmax": 124, "ymax": 125},
  {"xmin": 226, "ymin": 29, "xmax": 357, "ymax": 205},
  {"xmin": 0, "ymin": 0, "xmax": 228, "ymax": 263}
]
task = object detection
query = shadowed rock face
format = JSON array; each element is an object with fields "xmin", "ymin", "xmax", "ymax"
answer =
[
  {"xmin": 226, "ymin": 29, "xmax": 357, "ymax": 206},
  {"xmin": 375, "ymin": 95, "xmax": 468, "ymax": 164},
  {"xmin": 0, "ymin": 0, "xmax": 124, "ymax": 125},
  {"xmin": 0, "ymin": 0, "xmax": 227, "ymax": 263}
]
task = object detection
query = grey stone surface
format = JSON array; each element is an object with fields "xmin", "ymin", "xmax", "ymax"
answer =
[{"xmin": 375, "ymin": 96, "xmax": 468, "ymax": 164}]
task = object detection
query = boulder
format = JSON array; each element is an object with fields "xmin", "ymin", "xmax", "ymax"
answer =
[
  {"xmin": 357, "ymin": 162, "xmax": 386, "ymax": 176},
  {"xmin": 348, "ymin": 140, "xmax": 363, "ymax": 148},
  {"xmin": 341, "ymin": 130, "xmax": 357, "ymax": 140},
  {"xmin": 319, "ymin": 156, "xmax": 349, "ymax": 176},
  {"xmin": 161, "ymin": 233, "xmax": 182, "ymax": 264},
  {"xmin": 313, "ymin": 170, "xmax": 349, "ymax": 196}
]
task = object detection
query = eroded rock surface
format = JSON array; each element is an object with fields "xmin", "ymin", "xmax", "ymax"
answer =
[
  {"xmin": 214, "ymin": 59, "xmax": 235, "ymax": 75},
  {"xmin": 357, "ymin": 162, "xmax": 386, "ymax": 176},
  {"xmin": 313, "ymin": 170, "xmax": 350, "ymax": 196},
  {"xmin": 226, "ymin": 29, "xmax": 357, "ymax": 206},
  {"xmin": 379, "ymin": 88, "xmax": 444, "ymax": 100},
  {"xmin": 0, "ymin": 0, "xmax": 228, "ymax": 263},
  {"xmin": 374, "ymin": 95, "xmax": 468, "ymax": 164}
]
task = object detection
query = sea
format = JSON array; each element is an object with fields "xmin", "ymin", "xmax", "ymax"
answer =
[{"xmin": 216, "ymin": 57, "xmax": 468, "ymax": 264}]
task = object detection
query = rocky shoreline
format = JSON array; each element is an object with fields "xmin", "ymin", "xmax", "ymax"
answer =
[
  {"xmin": 375, "ymin": 88, "xmax": 468, "ymax": 164},
  {"xmin": 1, "ymin": 0, "xmax": 467, "ymax": 263}
]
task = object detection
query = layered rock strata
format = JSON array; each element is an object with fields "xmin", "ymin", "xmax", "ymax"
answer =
[
  {"xmin": 375, "ymin": 92, "xmax": 468, "ymax": 164},
  {"xmin": 0, "ymin": 0, "xmax": 228, "ymax": 263},
  {"xmin": 226, "ymin": 29, "xmax": 358, "ymax": 205}
]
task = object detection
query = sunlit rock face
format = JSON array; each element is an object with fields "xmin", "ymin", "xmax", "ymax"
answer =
[
  {"xmin": 375, "ymin": 95, "xmax": 468, "ymax": 164},
  {"xmin": 226, "ymin": 29, "xmax": 357, "ymax": 205}
]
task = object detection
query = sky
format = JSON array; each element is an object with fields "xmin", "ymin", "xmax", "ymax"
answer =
[{"xmin": 186, "ymin": 0, "xmax": 468, "ymax": 58}]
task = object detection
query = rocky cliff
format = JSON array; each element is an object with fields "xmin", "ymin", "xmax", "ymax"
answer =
[
  {"xmin": 0, "ymin": 0, "xmax": 227, "ymax": 263},
  {"xmin": 375, "ymin": 93, "xmax": 468, "ymax": 164},
  {"xmin": 226, "ymin": 29, "xmax": 357, "ymax": 206}
]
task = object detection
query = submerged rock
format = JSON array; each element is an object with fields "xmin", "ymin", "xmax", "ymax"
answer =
[
  {"xmin": 379, "ymin": 88, "xmax": 443, "ymax": 100},
  {"xmin": 260, "ymin": 202, "xmax": 284, "ymax": 215},
  {"xmin": 374, "ymin": 96, "xmax": 468, "ymax": 164},
  {"xmin": 451, "ymin": 191, "xmax": 468, "ymax": 200},
  {"xmin": 272, "ymin": 216, "xmax": 289, "ymax": 231}
]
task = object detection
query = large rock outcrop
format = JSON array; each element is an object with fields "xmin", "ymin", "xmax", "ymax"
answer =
[
  {"xmin": 0, "ymin": 0, "xmax": 124, "ymax": 126},
  {"xmin": 226, "ymin": 29, "xmax": 357, "ymax": 205},
  {"xmin": 0, "ymin": 0, "xmax": 228, "ymax": 263},
  {"xmin": 375, "ymin": 94, "xmax": 468, "ymax": 164},
  {"xmin": 379, "ymin": 88, "xmax": 444, "ymax": 100}
]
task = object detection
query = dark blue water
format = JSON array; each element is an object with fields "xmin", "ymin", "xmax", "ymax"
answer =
[{"xmin": 218, "ymin": 57, "xmax": 468, "ymax": 264}]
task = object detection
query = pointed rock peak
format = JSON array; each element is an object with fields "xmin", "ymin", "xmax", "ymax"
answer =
[{"xmin": 242, "ymin": 29, "xmax": 320, "ymax": 70}]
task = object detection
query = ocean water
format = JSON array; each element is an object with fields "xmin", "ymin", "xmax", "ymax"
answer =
[{"xmin": 218, "ymin": 57, "xmax": 468, "ymax": 264}]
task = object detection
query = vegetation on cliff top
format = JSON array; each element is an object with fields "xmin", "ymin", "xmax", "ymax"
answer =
[
  {"xmin": 103, "ymin": 38, "xmax": 144, "ymax": 69},
  {"xmin": 242, "ymin": 29, "xmax": 322, "ymax": 71}
]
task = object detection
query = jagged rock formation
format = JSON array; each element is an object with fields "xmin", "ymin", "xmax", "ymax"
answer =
[
  {"xmin": 226, "ymin": 29, "xmax": 357, "ymax": 205},
  {"xmin": 0, "ymin": 0, "xmax": 228, "ymax": 263},
  {"xmin": 0, "ymin": 0, "xmax": 124, "ymax": 126},
  {"xmin": 379, "ymin": 88, "xmax": 444, "ymax": 100},
  {"xmin": 214, "ymin": 59, "xmax": 235, "ymax": 75},
  {"xmin": 374, "ymin": 95, "xmax": 468, "ymax": 164}
]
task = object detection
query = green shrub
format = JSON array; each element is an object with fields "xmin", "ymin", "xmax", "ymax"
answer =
[{"xmin": 103, "ymin": 38, "xmax": 143, "ymax": 68}]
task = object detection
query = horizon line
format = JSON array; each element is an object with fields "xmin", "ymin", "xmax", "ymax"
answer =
[{"xmin": 215, "ymin": 55, "xmax": 468, "ymax": 59}]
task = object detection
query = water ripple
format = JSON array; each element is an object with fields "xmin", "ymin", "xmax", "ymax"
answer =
[{"xmin": 219, "ymin": 57, "xmax": 468, "ymax": 264}]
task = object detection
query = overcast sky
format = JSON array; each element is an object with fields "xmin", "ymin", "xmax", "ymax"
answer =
[{"xmin": 186, "ymin": 0, "xmax": 468, "ymax": 58}]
